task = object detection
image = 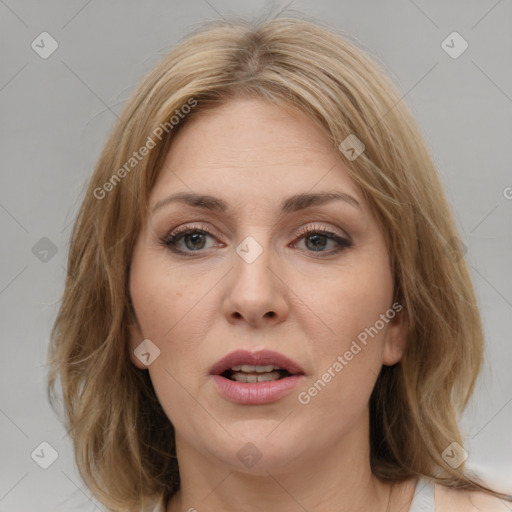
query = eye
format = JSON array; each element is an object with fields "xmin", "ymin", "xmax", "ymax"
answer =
[
  {"xmin": 160, "ymin": 223, "xmax": 352, "ymax": 257},
  {"xmin": 291, "ymin": 224, "xmax": 352, "ymax": 255},
  {"xmin": 160, "ymin": 225, "xmax": 219, "ymax": 255}
]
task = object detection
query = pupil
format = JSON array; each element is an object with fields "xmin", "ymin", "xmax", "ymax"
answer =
[
  {"xmin": 305, "ymin": 234, "xmax": 327, "ymax": 251},
  {"xmin": 185, "ymin": 233, "xmax": 206, "ymax": 250}
]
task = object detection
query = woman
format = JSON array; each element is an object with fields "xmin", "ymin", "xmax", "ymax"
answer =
[{"xmin": 48, "ymin": 12, "xmax": 511, "ymax": 512}]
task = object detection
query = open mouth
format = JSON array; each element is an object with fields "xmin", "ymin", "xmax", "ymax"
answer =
[
  {"xmin": 210, "ymin": 350, "xmax": 305, "ymax": 404},
  {"xmin": 221, "ymin": 365, "xmax": 294, "ymax": 383}
]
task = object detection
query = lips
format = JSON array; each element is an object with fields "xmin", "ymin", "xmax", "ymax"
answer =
[
  {"xmin": 209, "ymin": 349, "xmax": 306, "ymax": 405},
  {"xmin": 209, "ymin": 349, "xmax": 305, "ymax": 377}
]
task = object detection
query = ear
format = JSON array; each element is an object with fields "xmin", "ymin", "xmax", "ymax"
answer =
[
  {"xmin": 128, "ymin": 316, "xmax": 147, "ymax": 370},
  {"xmin": 381, "ymin": 306, "xmax": 408, "ymax": 366}
]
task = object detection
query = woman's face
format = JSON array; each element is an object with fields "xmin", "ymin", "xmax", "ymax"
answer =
[{"xmin": 129, "ymin": 97, "xmax": 406, "ymax": 473}]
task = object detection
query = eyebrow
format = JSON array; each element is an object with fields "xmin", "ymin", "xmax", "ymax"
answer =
[{"xmin": 151, "ymin": 190, "xmax": 361, "ymax": 215}]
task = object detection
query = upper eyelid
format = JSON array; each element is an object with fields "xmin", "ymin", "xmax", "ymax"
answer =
[
  {"xmin": 160, "ymin": 223, "xmax": 353, "ymax": 260},
  {"xmin": 166, "ymin": 222, "xmax": 349, "ymax": 239},
  {"xmin": 164, "ymin": 223, "xmax": 351, "ymax": 248}
]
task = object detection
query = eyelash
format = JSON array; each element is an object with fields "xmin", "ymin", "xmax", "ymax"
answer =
[{"xmin": 160, "ymin": 223, "xmax": 352, "ymax": 258}]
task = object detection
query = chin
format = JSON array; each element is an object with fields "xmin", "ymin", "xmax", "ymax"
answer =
[{"xmin": 210, "ymin": 430, "xmax": 307, "ymax": 474}]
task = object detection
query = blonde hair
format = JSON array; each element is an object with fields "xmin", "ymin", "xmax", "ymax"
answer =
[{"xmin": 47, "ymin": 11, "xmax": 508, "ymax": 511}]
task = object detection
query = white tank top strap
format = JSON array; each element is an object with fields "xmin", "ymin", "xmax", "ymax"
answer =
[{"xmin": 408, "ymin": 477, "xmax": 436, "ymax": 512}]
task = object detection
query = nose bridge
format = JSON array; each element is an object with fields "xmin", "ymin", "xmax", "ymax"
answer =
[
  {"xmin": 234, "ymin": 234, "xmax": 277, "ymax": 300},
  {"xmin": 223, "ymin": 233, "xmax": 288, "ymax": 326}
]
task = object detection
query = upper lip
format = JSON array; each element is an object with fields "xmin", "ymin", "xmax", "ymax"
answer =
[{"xmin": 210, "ymin": 349, "xmax": 305, "ymax": 376}]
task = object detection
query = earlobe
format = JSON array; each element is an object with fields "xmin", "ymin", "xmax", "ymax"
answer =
[{"xmin": 382, "ymin": 310, "xmax": 408, "ymax": 366}]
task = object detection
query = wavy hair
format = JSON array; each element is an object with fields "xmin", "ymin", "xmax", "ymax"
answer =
[{"xmin": 47, "ymin": 11, "xmax": 508, "ymax": 511}]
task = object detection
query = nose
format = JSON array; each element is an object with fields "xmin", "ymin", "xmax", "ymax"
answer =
[{"xmin": 222, "ymin": 241, "xmax": 289, "ymax": 328}]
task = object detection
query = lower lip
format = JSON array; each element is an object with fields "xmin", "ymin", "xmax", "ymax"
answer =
[{"xmin": 211, "ymin": 374, "xmax": 305, "ymax": 405}]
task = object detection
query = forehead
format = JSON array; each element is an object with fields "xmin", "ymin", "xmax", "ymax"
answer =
[{"xmin": 151, "ymin": 97, "xmax": 364, "ymax": 212}]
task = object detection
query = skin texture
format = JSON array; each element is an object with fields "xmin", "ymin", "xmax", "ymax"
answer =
[
  {"xmin": 436, "ymin": 484, "xmax": 511, "ymax": 511},
  {"xmin": 128, "ymin": 97, "xmax": 417, "ymax": 512}
]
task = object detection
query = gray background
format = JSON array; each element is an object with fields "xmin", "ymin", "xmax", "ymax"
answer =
[{"xmin": 1, "ymin": 0, "xmax": 511, "ymax": 510}]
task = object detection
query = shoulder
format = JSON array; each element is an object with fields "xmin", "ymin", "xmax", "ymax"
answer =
[{"xmin": 436, "ymin": 484, "xmax": 512, "ymax": 511}]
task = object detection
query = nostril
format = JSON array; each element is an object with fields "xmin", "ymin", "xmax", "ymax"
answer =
[{"xmin": 232, "ymin": 311, "xmax": 275, "ymax": 320}]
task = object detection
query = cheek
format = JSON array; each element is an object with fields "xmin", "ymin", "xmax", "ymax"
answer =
[
  {"xmin": 296, "ymin": 253, "xmax": 393, "ymax": 353},
  {"xmin": 130, "ymin": 278, "xmax": 181, "ymax": 338},
  {"xmin": 129, "ymin": 257, "xmax": 209, "ymax": 427},
  {"xmin": 129, "ymin": 250, "xmax": 222, "ymax": 379},
  {"xmin": 130, "ymin": 250, "xmax": 198, "ymax": 340},
  {"xmin": 304, "ymin": 254, "xmax": 393, "ymax": 406},
  {"xmin": 292, "ymin": 249, "xmax": 393, "ymax": 417},
  {"xmin": 296, "ymin": 271, "xmax": 391, "ymax": 424}
]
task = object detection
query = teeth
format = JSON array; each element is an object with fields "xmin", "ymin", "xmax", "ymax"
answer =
[
  {"xmin": 231, "ymin": 364, "xmax": 281, "ymax": 373},
  {"xmin": 230, "ymin": 371, "xmax": 282, "ymax": 383}
]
